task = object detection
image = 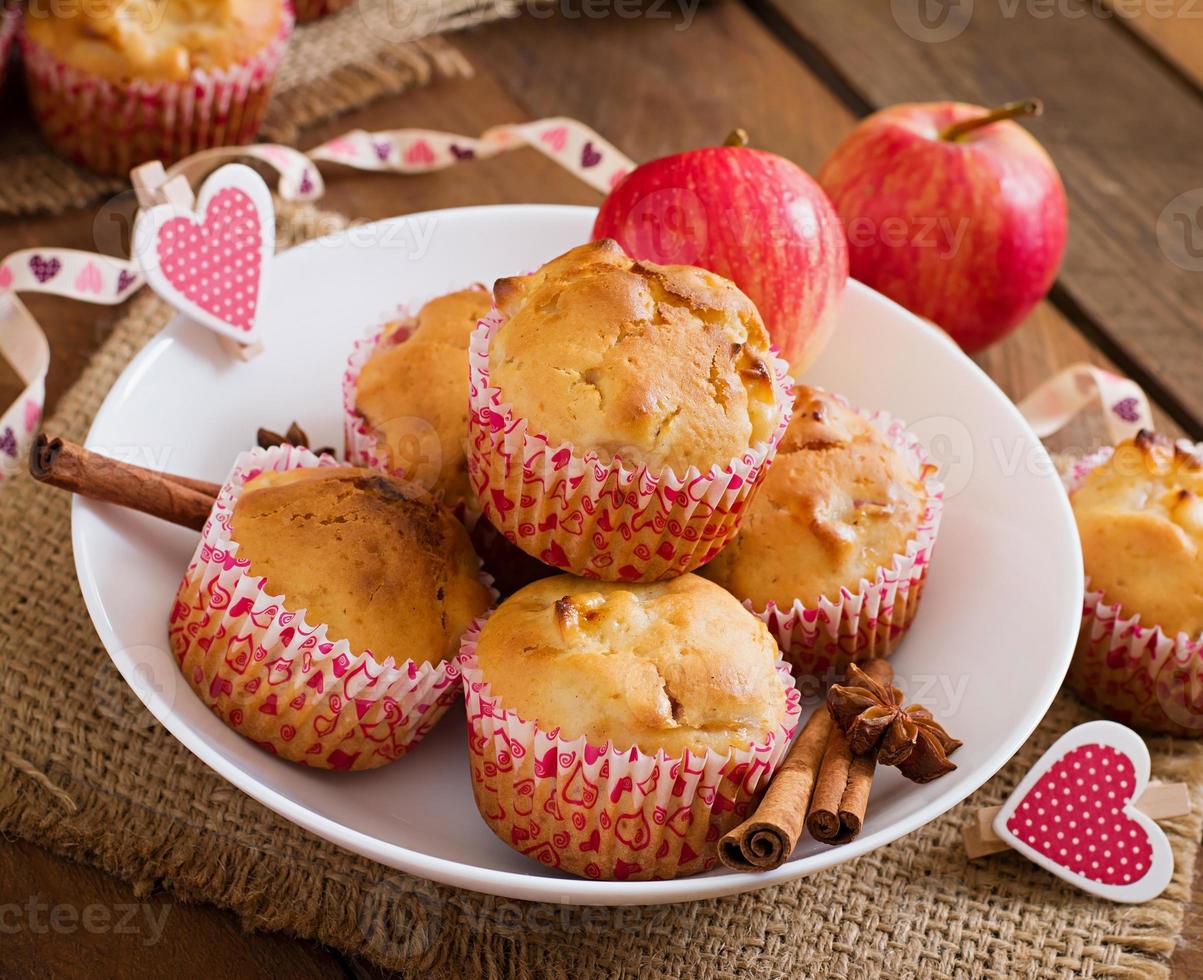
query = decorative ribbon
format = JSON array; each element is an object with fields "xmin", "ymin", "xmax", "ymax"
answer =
[
  {"xmin": 0, "ymin": 115, "xmax": 1159, "ymax": 487},
  {"xmin": 1016, "ymin": 364, "xmax": 1154, "ymax": 444}
]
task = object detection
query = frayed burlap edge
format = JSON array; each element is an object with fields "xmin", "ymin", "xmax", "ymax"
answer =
[
  {"xmin": 260, "ymin": 34, "xmax": 474, "ymax": 145},
  {"xmin": 1, "ymin": 203, "xmax": 1200, "ymax": 978}
]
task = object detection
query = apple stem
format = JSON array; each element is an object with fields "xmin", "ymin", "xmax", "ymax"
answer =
[
  {"xmin": 941, "ymin": 99, "xmax": 1043, "ymax": 141},
  {"xmin": 724, "ymin": 128, "xmax": 750, "ymax": 148}
]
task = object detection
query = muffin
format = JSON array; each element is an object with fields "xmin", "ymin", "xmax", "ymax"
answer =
[
  {"xmin": 292, "ymin": 0, "xmax": 353, "ymax": 21},
  {"xmin": 1067, "ymin": 430, "xmax": 1203, "ymax": 735},
  {"xmin": 703, "ymin": 386, "xmax": 943, "ymax": 679},
  {"xmin": 344, "ymin": 287, "xmax": 492, "ymax": 517},
  {"xmin": 168, "ymin": 445, "xmax": 492, "ymax": 769},
  {"xmin": 460, "ymin": 573, "xmax": 800, "ymax": 880},
  {"xmin": 20, "ymin": 0, "xmax": 293, "ymax": 175},
  {"xmin": 467, "ymin": 239, "xmax": 794, "ymax": 582}
]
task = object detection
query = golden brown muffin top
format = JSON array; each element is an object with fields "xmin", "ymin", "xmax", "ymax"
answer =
[
  {"xmin": 473, "ymin": 573, "xmax": 787, "ymax": 756},
  {"xmin": 355, "ymin": 288, "xmax": 492, "ymax": 512},
  {"xmin": 24, "ymin": 0, "xmax": 285, "ymax": 82},
  {"xmin": 231, "ymin": 466, "xmax": 491, "ymax": 667},
  {"xmin": 488, "ymin": 239, "xmax": 785, "ymax": 473},
  {"xmin": 1072, "ymin": 430, "xmax": 1203, "ymax": 638},
  {"xmin": 703, "ymin": 387, "xmax": 926, "ymax": 609}
]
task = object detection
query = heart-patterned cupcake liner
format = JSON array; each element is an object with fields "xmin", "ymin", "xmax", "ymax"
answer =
[
  {"xmin": 458, "ymin": 619, "xmax": 802, "ymax": 881},
  {"xmin": 0, "ymin": 2, "xmax": 19, "ymax": 95},
  {"xmin": 167, "ymin": 444, "xmax": 480, "ymax": 770},
  {"xmin": 1065, "ymin": 446, "xmax": 1203, "ymax": 737},
  {"xmin": 19, "ymin": 3, "xmax": 294, "ymax": 176},
  {"xmin": 466, "ymin": 307, "xmax": 795, "ymax": 582},
  {"xmin": 748, "ymin": 399, "xmax": 944, "ymax": 683}
]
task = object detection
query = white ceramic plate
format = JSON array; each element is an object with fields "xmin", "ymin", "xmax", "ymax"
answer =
[{"xmin": 75, "ymin": 204, "xmax": 1082, "ymax": 905}]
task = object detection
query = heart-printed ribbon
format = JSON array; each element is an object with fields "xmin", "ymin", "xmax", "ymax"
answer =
[
  {"xmin": 132, "ymin": 163, "xmax": 275, "ymax": 344},
  {"xmin": 993, "ymin": 721, "xmax": 1173, "ymax": 902}
]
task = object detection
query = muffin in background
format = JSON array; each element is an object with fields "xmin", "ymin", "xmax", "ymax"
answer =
[
  {"xmin": 20, "ymin": 0, "xmax": 293, "ymax": 175},
  {"xmin": 703, "ymin": 386, "xmax": 942, "ymax": 679},
  {"xmin": 460, "ymin": 573, "xmax": 800, "ymax": 880},
  {"xmin": 345, "ymin": 286, "xmax": 492, "ymax": 518},
  {"xmin": 1068, "ymin": 430, "xmax": 1203, "ymax": 735},
  {"xmin": 292, "ymin": 0, "xmax": 353, "ymax": 22},
  {"xmin": 169, "ymin": 446, "xmax": 492, "ymax": 770},
  {"xmin": 468, "ymin": 239, "xmax": 794, "ymax": 582}
]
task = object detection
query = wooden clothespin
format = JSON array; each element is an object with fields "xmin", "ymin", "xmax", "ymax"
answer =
[{"xmin": 964, "ymin": 780, "xmax": 1190, "ymax": 859}]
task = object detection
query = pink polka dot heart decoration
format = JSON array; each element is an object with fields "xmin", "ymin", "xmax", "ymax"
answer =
[
  {"xmin": 132, "ymin": 163, "xmax": 275, "ymax": 346},
  {"xmin": 993, "ymin": 721, "xmax": 1173, "ymax": 903}
]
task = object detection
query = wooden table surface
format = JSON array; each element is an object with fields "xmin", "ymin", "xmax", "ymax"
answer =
[{"xmin": 1, "ymin": 2, "xmax": 1201, "ymax": 976}]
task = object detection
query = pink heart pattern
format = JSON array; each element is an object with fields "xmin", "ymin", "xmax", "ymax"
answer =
[
  {"xmin": 29, "ymin": 255, "xmax": 61, "ymax": 284},
  {"xmin": 539, "ymin": 126, "xmax": 568, "ymax": 152},
  {"xmin": 1006, "ymin": 743, "xmax": 1152, "ymax": 886},
  {"xmin": 157, "ymin": 187, "xmax": 263, "ymax": 333}
]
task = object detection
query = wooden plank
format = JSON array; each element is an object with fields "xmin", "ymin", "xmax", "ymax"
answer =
[
  {"xmin": 1107, "ymin": 2, "xmax": 1203, "ymax": 89},
  {"xmin": 752, "ymin": 0, "xmax": 1203, "ymax": 438},
  {"xmin": 0, "ymin": 838, "xmax": 350, "ymax": 980}
]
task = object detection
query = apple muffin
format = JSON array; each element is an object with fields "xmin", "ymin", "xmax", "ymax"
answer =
[
  {"xmin": 169, "ymin": 448, "xmax": 492, "ymax": 770},
  {"xmin": 703, "ymin": 386, "xmax": 940, "ymax": 674},
  {"xmin": 460, "ymin": 573, "xmax": 799, "ymax": 879},
  {"xmin": 468, "ymin": 239, "xmax": 794, "ymax": 581},
  {"xmin": 349, "ymin": 286, "xmax": 492, "ymax": 515},
  {"xmin": 1068, "ymin": 430, "xmax": 1203, "ymax": 735}
]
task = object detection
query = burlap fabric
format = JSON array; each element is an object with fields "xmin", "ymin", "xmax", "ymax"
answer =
[
  {"xmin": 1, "ymin": 203, "xmax": 1201, "ymax": 977},
  {"xmin": 0, "ymin": 0, "xmax": 522, "ymax": 215}
]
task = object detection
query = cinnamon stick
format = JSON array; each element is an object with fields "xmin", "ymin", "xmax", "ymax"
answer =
[
  {"xmin": 807, "ymin": 658, "xmax": 893, "ymax": 845},
  {"xmin": 30, "ymin": 435, "xmax": 218, "ymax": 531},
  {"xmin": 718, "ymin": 699, "xmax": 834, "ymax": 872}
]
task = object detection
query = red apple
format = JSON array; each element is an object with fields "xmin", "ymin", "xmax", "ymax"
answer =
[
  {"xmin": 593, "ymin": 132, "xmax": 848, "ymax": 373},
  {"xmin": 817, "ymin": 100, "xmax": 1068, "ymax": 353}
]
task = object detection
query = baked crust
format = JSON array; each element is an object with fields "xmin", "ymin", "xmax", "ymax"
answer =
[
  {"xmin": 488, "ymin": 239, "xmax": 783, "ymax": 472},
  {"xmin": 473, "ymin": 573, "xmax": 786, "ymax": 756},
  {"xmin": 355, "ymin": 287, "xmax": 492, "ymax": 511},
  {"xmin": 24, "ymin": 0, "xmax": 285, "ymax": 82},
  {"xmin": 1072, "ymin": 430, "xmax": 1203, "ymax": 638},
  {"xmin": 231, "ymin": 466, "xmax": 491, "ymax": 667},
  {"xmin": 702, "ymin": 386, "xmax": 926, "ymax": 609}
]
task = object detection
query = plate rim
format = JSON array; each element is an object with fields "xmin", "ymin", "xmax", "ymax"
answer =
[{"xmin": 73, "ymin": 202, "xmax": 1084, "ymax": 906}]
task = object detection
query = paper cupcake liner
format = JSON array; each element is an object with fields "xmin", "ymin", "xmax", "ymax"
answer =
[
  {"xmin": 342, "ymin": 315, "xmax": 479, "ymax": 525},
  {"xmin": 293, "ymin": 0, "xmax": 354, "ymax": 21},
  {"xmin": 19, "ymin": 5, "xmax": 294, "ymax": 176},
  {"xmin": 0, "ymin": 3, "xmax": 19, "ymax": 94},
  {"xmin": 750, "ymin": 400, "xmax": 944, "ymax": 682},
  {"xmin": 467, "ymin": 308, "xmax": 795, "ymax": 581},
  {"xmin": 458, "ymin": 620, "xmax": 802, "ymax": 880},
  {"xmin": 167, "ymin": 444, "xmax": 473, "ymax": 770},
  {"xmin": 1064, "ymin": 446, "xmax": 1203, "ymax": 736}
]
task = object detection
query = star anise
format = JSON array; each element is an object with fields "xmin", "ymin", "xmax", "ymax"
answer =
[
  {"xmin": 256, "ymin": 421, "xmax": 335, "ymax": 458},
  {"xmin": 827, "ymin": 662, "xmax": 963, "ymax": 784}
]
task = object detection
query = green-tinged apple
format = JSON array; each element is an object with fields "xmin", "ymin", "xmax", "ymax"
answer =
[
  {"xmin": 593, "ymin": 131, "xmax": 848, "ymax": 373},
  {"xmin": 817, "ymin": 100, "xmax": 1068, "ymax": 353}
]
